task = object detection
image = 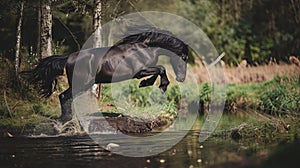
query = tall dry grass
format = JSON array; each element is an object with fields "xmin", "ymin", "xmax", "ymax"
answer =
[
  {"xmin": 225, "ymin": 64, "xmax": 299, "ymax": 84},
  {"xmin": 191, "ymin": 57, "xmax": 300, "ymax": 84}
]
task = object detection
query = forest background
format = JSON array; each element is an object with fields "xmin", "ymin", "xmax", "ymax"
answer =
[{"xmin": 1, "ymin": 0, "xmax": 299, "ymax": 70}]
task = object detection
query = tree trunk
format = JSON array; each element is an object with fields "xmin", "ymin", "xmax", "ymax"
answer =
[
  {"xmin": 93, "ymin": 0, "xmax": 102, "ymax": 48},
  {"xmin": 40, "ymin": 0, "xmax": 53, "ymax": 58},
  {"xmin": 291, "ymin": 0, "xmax": 300, "ymax": 24},
  {"xmin": 92, "ymin": 0, "xmax": 102, "ymax": 99},
  {"xmin": 15, "ymin": 0, "xmax": 24, "ymax": 77},
  {"xmin": 36, "ymin": 1, "xmax": 41, "ymax": 58}
]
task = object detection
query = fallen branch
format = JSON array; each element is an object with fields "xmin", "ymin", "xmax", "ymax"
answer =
[
  {"xmin": 208, "ymin": 52, "xmax": 226, "ymax": 68},
  {"xmin": 11, "ymin": 101, "xmax": 21, "ymax": 111},
  {"xmin": 201, "ymin": 52, "xmax": 226, "ymax": 68},
  {"xmin": 54, "ymin": 17, "xmax": 81, "ymax": 50}
]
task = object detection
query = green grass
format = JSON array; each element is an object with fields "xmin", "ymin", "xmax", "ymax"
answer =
[
  {"xmin": 97, "ymin": 80, "xmax": 181, "ymax": 119},
  {"xmin": 259, "ymin": 75, "xmax": 300, "ymax": 115},
  {"xmin": 225, "ymin": 75, "xmax": 300, "ymax": 115},
  {"xmin": 0, "ymin": 86, "xmax": 60, "ymax": 127}
]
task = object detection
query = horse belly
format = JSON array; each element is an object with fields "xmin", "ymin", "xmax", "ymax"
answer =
[{"xmin": 95, "ymin": 68, "xmax": 135, "ymax": 83}]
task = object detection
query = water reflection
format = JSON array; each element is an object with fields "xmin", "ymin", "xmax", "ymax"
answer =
[{"xmin": 0, "ymin": 130, "xmax": 299, "ymax": 168}]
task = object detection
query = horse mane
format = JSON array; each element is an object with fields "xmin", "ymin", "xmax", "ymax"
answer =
[
  {"xmin": 115, "ymin": 25, "xmax": 188, "ymax": 55},
  {"xmin": 115, "ymin": 25, "xmax": 173, "ymax": 44}
]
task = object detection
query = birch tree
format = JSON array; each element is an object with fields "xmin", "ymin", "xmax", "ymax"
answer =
[
  {"xmin": 92, "ymin": 0, "xmax": 102, "ymax": 99},
  {"xmin": 15, "ymin": 0, "xmax": 24, "ymax": 77},
  {"xmin": 93, "ymin": 0, "xmax": 102, "ymax": 48},
  {"xmin": 40, "ymin": 0, "xmax": 52, "ymax": 58}
]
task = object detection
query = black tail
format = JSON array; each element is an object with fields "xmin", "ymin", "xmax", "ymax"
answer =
[{"xmin": 28, "ymin": 55, "xmax": 68, "ymax": 98}]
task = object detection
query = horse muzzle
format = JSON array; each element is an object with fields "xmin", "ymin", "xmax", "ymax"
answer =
[{"xmin": 176, "ymin": 76, "xmax": 185, "ymax": 82}]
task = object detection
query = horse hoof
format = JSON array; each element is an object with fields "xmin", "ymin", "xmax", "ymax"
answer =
[{"xmin": 159, "ymin": 85, "xmax": 167, "ymax": 93}]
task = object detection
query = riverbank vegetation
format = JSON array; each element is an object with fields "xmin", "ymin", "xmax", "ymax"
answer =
[{"xmin": 1, "ymin": 57, "xmax": 299, "ymax": 138}]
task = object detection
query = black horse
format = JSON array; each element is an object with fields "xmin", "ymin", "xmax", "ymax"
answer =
[{"xmin": 28, "ymin": 27, "xmax": 189, "ymax": 123}]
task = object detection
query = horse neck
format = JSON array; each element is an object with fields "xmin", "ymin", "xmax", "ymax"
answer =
[{"xmin": 147, "ymin": 33, "xmax": 183, "ymax": 57}]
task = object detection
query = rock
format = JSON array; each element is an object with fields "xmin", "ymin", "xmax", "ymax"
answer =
[
  {"xmin": 33, "ymin": 123, "xmax": 59, "ymax": 136},
  {"xmin": 3, "ymin": 132, "xmax": 13, "ymax": 138},
  {"xmin": 88, "ymin": 116, "xmax": 170, "ymax": 134},
  {"xmin": 230, "ymin": 123, "xmax": 248, "ymax": 140},
  {"xmin": 105, "ymin": 143, "xmax": 120, "ymax": 150}
]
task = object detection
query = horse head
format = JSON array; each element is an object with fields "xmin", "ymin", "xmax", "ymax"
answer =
[{"xmin": 170, "ymin": 43, "xmax": 188, "ymax": 82}]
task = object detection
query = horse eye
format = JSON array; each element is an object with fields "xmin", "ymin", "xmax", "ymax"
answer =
[{"xmin": 182, "ymin": 56, "xmax": 188, "ymax": 61}]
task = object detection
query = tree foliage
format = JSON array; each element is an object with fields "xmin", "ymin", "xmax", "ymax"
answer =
[
  {"xmin": 0, "ymin": 0, "xmax": 299, "ymax": 67},
  {"xmin": 179, "ymin": 0, "xmax": 300, "ymax": 65}
]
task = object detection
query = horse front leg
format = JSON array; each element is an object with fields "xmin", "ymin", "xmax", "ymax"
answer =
[
  {"xmin": 156, "ymin": 65, "xmax": 170, "ymax": 93},
  {"xmin": 59, "ymin": 88, "xmax": 73, "ymax": 123},
  {"xmin": 139, "ymin": 74, "xmax": 158, "ymax": 87},
  {"xmin": 135, "ymin": 65, "xmax": 170, "ymax": 93}
]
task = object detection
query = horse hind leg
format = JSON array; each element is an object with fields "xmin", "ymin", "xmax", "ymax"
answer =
[{"xmin": 59, "ymin": 88, "xmax": 73, "ymax": 123}]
